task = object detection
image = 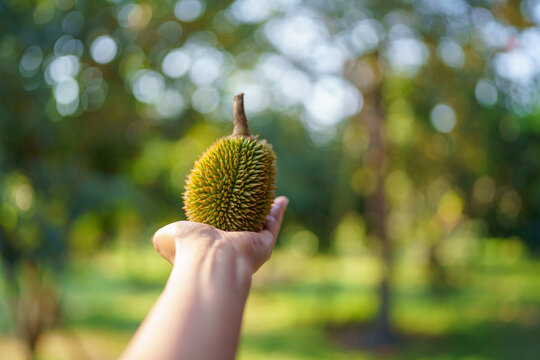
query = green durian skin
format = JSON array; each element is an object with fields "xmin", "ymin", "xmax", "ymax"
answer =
[{"xmin": 183, "ymin": 135, "xmax": 277, "ymax": 232}]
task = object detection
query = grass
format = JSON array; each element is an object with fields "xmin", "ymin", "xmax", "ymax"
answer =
[{"xmin": 1, "ymin": 241, "xmax": 539, "ymax": 359}]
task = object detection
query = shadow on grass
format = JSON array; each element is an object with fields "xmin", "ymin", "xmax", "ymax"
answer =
[
  {"xmin": 66, "ymin": 314, "xmax": 141, "ymax": 332},
  {"xmin": 65, "ymin": 274, "xmax": 164, "ymax": 293},
  {"xmin": 327, "ymin": 319, "xmax": 540, "ymax": 360},
  {"xmin": 404, "ymin": 320, "xmax": 540, "ymax": 360},
  {"xmin": 241, "ymin": 327, "xmax": 357, "ymax": 360},
  {"xmin": 255, "ymin": 281, "xmax": 376, "ymax": 296}
]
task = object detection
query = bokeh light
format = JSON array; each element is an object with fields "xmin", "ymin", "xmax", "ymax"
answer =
[
  {"xmin": 90, "ymin": 36, "xmax": 118, "ymax": 64},
  {"xmin": 438, "ymin": 38, "xmax": 465, "ymax": 68},
  {"xmin": 155, "ymin": 89, "xmax": 185, "ymax": 119},
  {"xmin": 174, "ymin": 0, "xmax": 205, "ymax": 22},
  {"xmin": 19, "ymin": 46, "xmax": 43, "ymax": 76},
  {"xmin": 62, "ymin": 11, "xmax": 84, "ymax": 34},
  {"xmin": 231, "ymin": 0, "xmax": 273, "ymax": 24},
  {"xmin": 161, "ymin": 49, "xmax": 190, "ymax": 79},
  {"xmin": 117, "ymin": 3, "xmax": 152, "ymax": 29},
  {"xmin": 385, "ymin": 37, "xmax": 429, "ymax": 77},
  {"xmin": 54, "ymin": 78, "xmax": 79, "ymax": 105},
  {"xmin": 304, "ymin": 76, "xmax": 362, "ymax": 131},
  {"xmin": 189, "ymin": 54, "xmax": 222, "ymax": 85},
  {"xmin": 430, "ymin": 103, "xmax": 456, "ymax": 133},
  {"xmin": 131, "ymin": 70, "xmax": 165, "ymax": 104},
  {"xmin": 54, "ymin": 35, "xmax": 84, "ymax": 57},
  {"xmin": 45, "ymin": 55, "xmax": 80, "ymax": 84},
  {"xmin": 475, "ymin": 79, "xmax": 498, "ymax": 107},
  {"xmin": 191, "ymin": 86, "xmax": 219, "ymax": 113},
  {"xmin": 473, "ymin": 176, "xmax": 496, "ymax": 205},
  {"xmin": 350, "ymin": 19, "xmax": 383, "ymax": 56},
  {"xmin": 158, "ymin": 21, "xmax": 183, "ymax": 44}
]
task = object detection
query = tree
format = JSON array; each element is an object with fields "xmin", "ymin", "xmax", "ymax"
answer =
[
  {"xmin": 0, "ymin": 0, "xmax": 345, "ymax": 355},
  {"xmin": 2, "ymin": 0, "xmax": 540, "ymax": 355},
  {"xmin": 280, "ymin": 0, "xmax": 540, "ymax": 341}
]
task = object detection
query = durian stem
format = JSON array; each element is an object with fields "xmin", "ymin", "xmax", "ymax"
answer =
[{"xmin": 233, "ymin": 93, "xmax": 250, "ymax": 136}]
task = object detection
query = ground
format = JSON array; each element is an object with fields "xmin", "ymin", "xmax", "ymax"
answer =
[{"xmin": 1, "ymin": 241, "xmax": 539, "ymax": 360}]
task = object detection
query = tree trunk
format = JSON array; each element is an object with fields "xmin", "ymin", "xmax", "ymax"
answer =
[
  {"xmin": 363, "ymin": 85, "xmax": 393, "ymax": 339},
  {"xmin": 344, "ymin": 55, "xmax": 394, "ymax": 342}
]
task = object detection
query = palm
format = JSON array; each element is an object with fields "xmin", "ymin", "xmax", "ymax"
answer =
[{"xmin": 152, "ymin": 197, "xmax": 289, "ymax": 273}]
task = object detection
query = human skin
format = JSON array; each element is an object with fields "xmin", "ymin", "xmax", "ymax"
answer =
[{"xmin": 121, "ymin": 196, "xmax": 289, "ymax": 360}]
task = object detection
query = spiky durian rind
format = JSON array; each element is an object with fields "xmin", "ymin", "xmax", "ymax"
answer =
[{"xmin": 183, "ymin": 135, "xmax": 277, "ymax": 232}]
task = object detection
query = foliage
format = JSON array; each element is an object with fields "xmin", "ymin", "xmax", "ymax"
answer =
[{"xmin": 1, "ymin": 0, "xmax": 540, "ymax": 357}]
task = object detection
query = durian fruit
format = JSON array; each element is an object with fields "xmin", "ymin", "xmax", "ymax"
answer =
[{"xmin": 183, "ymin": 93, "xmax": 277, "ymax": 232}]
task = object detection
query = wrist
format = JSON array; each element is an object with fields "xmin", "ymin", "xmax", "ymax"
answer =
[{"xmin": 171, "ymin": 237, "xmax": 253, "ymax": 293}]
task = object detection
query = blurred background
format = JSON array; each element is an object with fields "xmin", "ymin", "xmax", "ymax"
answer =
[{"xmin": 1, "ymin": 0, "xmax": 540, "ymax": 359}]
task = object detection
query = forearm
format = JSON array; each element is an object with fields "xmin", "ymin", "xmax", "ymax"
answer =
[
  {"xmin": 121, "ymin": 241, "xmax": 252, "ymax": 360},
  {"xmin": 122, "ymin": 197, "xmax": 288, "ymax": 359}
]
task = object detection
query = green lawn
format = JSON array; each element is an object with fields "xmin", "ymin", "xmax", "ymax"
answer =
[{"xmin": 1, "ymin": 242, "xmax": 539, "ymax": 359}]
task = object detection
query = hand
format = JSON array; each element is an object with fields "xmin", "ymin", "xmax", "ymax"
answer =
[
  {"xmin": 122, "ymin": 197, "xmax": 289, "ymax": 360},
  {"xmin": 152, "ymin": 196, "xmax": 289, "ymax": 274}
]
